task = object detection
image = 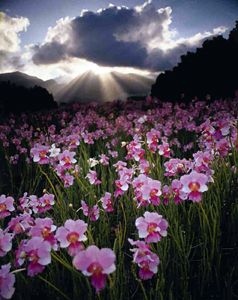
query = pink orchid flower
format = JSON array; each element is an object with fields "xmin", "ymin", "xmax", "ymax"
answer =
[{"xmin": 73, "ymin": 245, "xmax": 116, "ymax": 292}]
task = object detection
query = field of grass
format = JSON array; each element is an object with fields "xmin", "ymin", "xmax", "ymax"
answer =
[{"xmin": 0, "ymin": 98, "xmax": 238, "ymax": 300}]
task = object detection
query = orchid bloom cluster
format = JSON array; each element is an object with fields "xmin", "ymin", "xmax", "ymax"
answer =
[
  {"xmin": 0, "ymin": 190, "xmax": 116, "ymax": 297},
  {"xmin": 79, "ymin": 191, "xmax": 114, "ymax": 222},
  {"xmin": 126, "ymin": 137, "xmax": 145, "ymax": 162},
  {"xmin": 18, "ymin": 193, "xmax": 55, "ymax": 214},
  {"xmin": 21, "ymin": 99, "xmax": 237, "ymax": 201},
  {"xmin": 31, "ymin": 145, "xmax": 78, "ymax": 188},
  {"xmin": 15, "ymin": 236, "xmax": 52, "ymax": 277},
  {"xmin": 114, "ymin": 165, "xmax": 134, "ymax": 197},
  {"xmin": 129, "ymin": 211, "xmax": 168, "ymax": 280},
  {"xmin": 164, "ymin": 158, "xmax": 193, "ymax": 177},
  {"xmin": 132, "ymin": 174, "xmax": 162, "ymax": 207},
  {"xmin": 1, "ymin": 99, "xmax": 236, "ymax": 170},
  {"xmin": 86, "ymin": 170, "xmax": 101, "ymax": 185},
  {"xmin": 81, "ymin": 200, "xmax": 100, "ymax": 222},
  {"xmin": 1, "ymin": 98, "xmax": 238, "ymax": 298},
  {"xmin": 146, "ymin": 129, "xmax": 161, "ymax": 152}
]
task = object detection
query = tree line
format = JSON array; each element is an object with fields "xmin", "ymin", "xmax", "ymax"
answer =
[
  {"xmin": 151, "ymin": 21, "xmax": 238, "ymax": 102},
  {"xmin": 0, "ymin": 82, "xmax": 57, "ymax": 114}
]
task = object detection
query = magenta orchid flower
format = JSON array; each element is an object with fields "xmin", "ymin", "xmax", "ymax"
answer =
[
  {"xmin": 171, "ymin": 179, "xmax": 187, "ymax": 204},
  {"xmin": 0, "ymin": 229, "xmax": 13, "ymax": 257},
  {"xmin": 180, "ymin": 171, "xmax": 208, "ymax": 202},
  {"xmin": 58, "ymin": 150, "xmax": 77, "ymax": 169},
  {"xmin": 128, "ymin": 239, "xmax": 160, "ymax": 280},
  {"xmin": 86, "ymin": 170, "xmax": 101, "ymax": 185},
  {"xmin": 135, "ymin": 212, "xmax": 168, "ymax": 243},
  {"xmin": 0, "ymin": 263, "xmax": 15, "ymax": 299},
  {"xmin": 146, "ymin": 129, "xmax": 161, "ymax": 152},
  {"xmin": 55, "ymin": 219, "xmax": 87, "ymax": 256},
  {"xmin": 73, "ymin": 245, "xmax": 116, "ymax": 292},
  {"xmin": 38, "ymin": 194, "xmax": 55, "ymax": 213},
  {"xmin": 29, "ymin": 218, "xmax": 57, "ymax": 250},
  {"xmin": 31, "ymin": 144, "xmax": 50, "ymax": 164},
  {"xmin": 7, "ymin": 214, "xmax": 34, "ymax": 235},
  {"xmin": 100, "ymin": 192, "xmax": 113, "ymax": 213},
  {"xmin": 0, "ymin": 195, "xmax": 15, "ymax": 219},
  {"xmin": 24, "ymin": 237, "xmax": 51, "ymax": 277},
  {"xmin": 81, "ymin": 201, "xmax": 100, "ymax": 221}
]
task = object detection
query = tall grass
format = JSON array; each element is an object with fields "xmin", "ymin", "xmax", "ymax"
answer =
[{"xmin": 0, "ymin": 99, "xmax": 237, "ymax": 300}]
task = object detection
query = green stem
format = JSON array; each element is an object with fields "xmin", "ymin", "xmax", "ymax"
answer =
[{"xmin": 39, "ymin": 275, "xmax": 71, "ymax": 300}]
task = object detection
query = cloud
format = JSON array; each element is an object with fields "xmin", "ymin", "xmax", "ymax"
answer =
[
  {"xmin": 31, "ymin": 0, "xmax": 227, "ymax": 71},
  {"xmin": 0, "ymin": 12, "xmax": 30, "ymax": 71},
  {"xmin": 1, "ymin": 1, "xmax": 227, "ymax": 73},
  {"xmin": 0, "ymin": 12, "xmax": 29, "ymax": 52},
  {"xmin": 0, "ymin": 50, "xmax": 25, "ymax": 71}
]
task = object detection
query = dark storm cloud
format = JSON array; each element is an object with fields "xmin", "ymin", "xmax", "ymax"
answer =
[
  {"xmin": 32, "ymin": 3, "xmax": 150, "ymax": 67},
  {"xmin": 31, "ymin": 1, "xmax": 227, "ymax": 71},
  {"xmin": 32, "ymin": 42, "xmax": 67, "ymax": 65}
]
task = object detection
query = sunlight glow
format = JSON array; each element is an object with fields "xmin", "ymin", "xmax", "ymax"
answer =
[
  {"xmin": 20, "ymin": 56, "xmax": 154, "ymax": 83},
  {"xmin": 66, "ymin": 59, "xmax": 154, "ymax": 79}
]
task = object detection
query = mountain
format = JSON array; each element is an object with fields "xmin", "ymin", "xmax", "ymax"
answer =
[
  {"xmin": 111, "ymin": 72, "xmax": 154, "ymax": 96},
  {"xmin": 0, "ymin": 71, "xmax": 61, "ymax": 94},
  {"xmin": 44, "ymin": 79, "xmax": 61, "ymax": 93},
  {"xmin": 0, "ymin": 71, "xmax": 44, "ymax": 87},
  {"xmin": 55, "ymin": 71, "xmax": 154, "ymax": 103},
  {"xmin": 0, "ymin": 70, "xmax": 155, "ymax": 103}
]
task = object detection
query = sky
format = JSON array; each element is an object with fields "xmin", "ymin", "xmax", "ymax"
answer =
[{"xmin": 0, "ymin": 0, "xmax": 238, "ymax": 81}]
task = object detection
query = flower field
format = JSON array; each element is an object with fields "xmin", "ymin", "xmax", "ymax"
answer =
[{"xmin": 0, "ymin": 98, "xmax": 238, "ymax": 300}]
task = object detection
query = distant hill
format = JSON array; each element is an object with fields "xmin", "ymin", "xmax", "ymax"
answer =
[
  {"xmin": 0, "ymin": 71, "xmax": 45, "ymax": 87},
  {"xmin": 111, "ymin": 72, "xmax": 154, "ymax": 96},
  {"xmin": 44, "ymin": 79, "xmax": 62, "ymax": 94},
  {"xmin": 55, "ymin": 71, "xmax": 154, "ymax": 103},
  {"xmin": 151, "ymin": 21, "xmax": 238, "ymax": 102},
  {"xmin": 0, "ymin": 81, "xmax": 57, "ymax": 114},
  {"xmin": 0, "ymin": 71, "xmax": 154, "ymax": 103},
  {"xmin": 0, "ymin": 71, "xmax": 61, "ymax": 95}
]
